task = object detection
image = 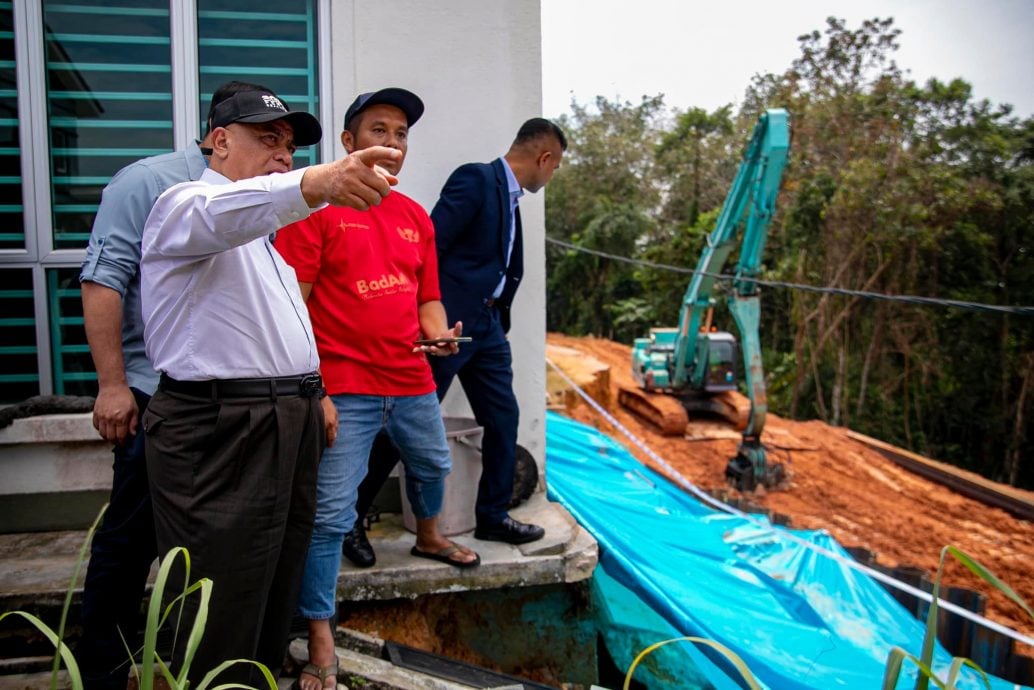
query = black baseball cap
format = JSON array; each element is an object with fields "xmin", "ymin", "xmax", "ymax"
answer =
[
  {"xmin": 344, "ymin": 87, "xmax": 424, "ymax": 130},
  {"xmin": 210, "ymin": 90, "xmax": 322, "ymax": 147}
]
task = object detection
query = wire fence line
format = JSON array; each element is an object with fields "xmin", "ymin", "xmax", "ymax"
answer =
[{"xmin": 545, "ymin": 236, "xmax": 1034, "ymax": 317}]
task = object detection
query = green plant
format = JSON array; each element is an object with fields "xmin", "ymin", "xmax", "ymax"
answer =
[
  {"xmin": 0, "ymin": 504, "xmax": 104, "ymax": 690},
  {"xmin": 620, "ymin": 545, "xmax": 1032, "ymax": 690},
  {"xmin": 0, "ymin": 505, "xmax": 276, "ymax": 690},
  {"xmin": 882, "ymin": 545, "xmax": 1034, "ymax": 690},
  {"xmin": 623, "ymin": 636, "xmax": 763, "ymax": 690},
  {"xmin": 139, "ymin": 546, "xmax": 276, "ymax": 690}
]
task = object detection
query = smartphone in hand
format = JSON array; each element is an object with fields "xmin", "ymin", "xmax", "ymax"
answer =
[{"xmin": 414, "ymin": 336, "xmax": 472, "ymax": 345}]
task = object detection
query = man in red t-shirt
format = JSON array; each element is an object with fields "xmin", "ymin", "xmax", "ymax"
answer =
[{"xmin": 275, "ymin": 88, "xmax": 478, "ymax": 689}]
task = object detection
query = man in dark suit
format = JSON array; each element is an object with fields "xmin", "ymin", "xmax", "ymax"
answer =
[{"xmin": 429, "ymin": 118, "xmax": 567, "ymax": 544}]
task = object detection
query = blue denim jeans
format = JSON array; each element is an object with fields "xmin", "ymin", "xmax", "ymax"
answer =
[{"xmin": 297, "ymin": 392, "xmax": 451, "ymax": 619}]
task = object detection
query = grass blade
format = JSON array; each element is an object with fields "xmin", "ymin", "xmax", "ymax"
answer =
[
  {"xmin": 943, "ymin": 546, "xmax": 1034, "ymax": 620},
  {"xmin": 623, "ymin": 636, "xmax": 762, "ymax": 690},
  {"xmin": 883, "ymin": 647, "xmax": 907, "ymax": 690},
  {"xmin": 944, "ymin": 657, "xmax": 992, "ymax": 690},
  {"xmin": 178, "ymin": 578, "xmax": 214, "ymax": 676},
  {"xmin": 0, "ymin": 611, "xmax": 82, "ymax": 690},
  {"xmin": 142, "ymin": 546, "xmax": 191, "ymax": 689},
  {"xmin": 195, "ymin": 660, "xmax": 277, "ymax": 690},
  {"xmin": 916, "ymin": 548, "xmax": 950, "ymax": 690},
  {"xmin": 52, "ymin": 504, "xmax": 107, "ymax": 688},
  {"xmin": 881, "ymin": 646, "xmax": 948, "ymax": 690}
]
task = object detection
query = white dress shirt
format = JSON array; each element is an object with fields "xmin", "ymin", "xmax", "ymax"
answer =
[{"xmin": 141, "ymin": 167, "xmax": 321, "ymax": 380}]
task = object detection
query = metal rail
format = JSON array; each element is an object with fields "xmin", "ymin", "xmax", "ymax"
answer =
[{"xmin": 847, "ymin": 431, "xmax": 1034, "ymax": 522}]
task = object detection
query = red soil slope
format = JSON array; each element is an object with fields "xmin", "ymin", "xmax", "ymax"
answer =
[{"xmin": 546, "ymin": 333, "xmax": 1034, "ymax": 643}]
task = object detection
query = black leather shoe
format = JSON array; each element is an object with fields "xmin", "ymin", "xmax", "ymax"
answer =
[
  {"xmin": 342, "ymin": 524, "xmax": 375, "ymax": 567},
  {"xmin": 474, "ymin": 516, "xmax": 545, "ymax": 544}
]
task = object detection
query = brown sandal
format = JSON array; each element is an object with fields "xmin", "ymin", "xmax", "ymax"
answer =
[
  {"xmin": 292, "ymin": 661, "xmax": 339, "ymax": 690},
  {"xmin": 410, "ymin": 543, "xmax": 481, "ymax": 568}
]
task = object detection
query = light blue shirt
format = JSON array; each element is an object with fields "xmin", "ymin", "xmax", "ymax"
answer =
[
  {"xmin": 492, "ymin": 157, "xmax": 523, "ymax": 299},
  {"xmin": 80, "ymin": 144, "xmax": 208, "ymax": 395}
]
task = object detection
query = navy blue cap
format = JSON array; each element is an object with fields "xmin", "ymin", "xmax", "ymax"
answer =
[
  {"xmin": 344, "ymin": 87, "xmax": 424, "ymax": 130},
  {"xmin": 210, "ymin": 90, "xmax": 322, "ymax": 147}
]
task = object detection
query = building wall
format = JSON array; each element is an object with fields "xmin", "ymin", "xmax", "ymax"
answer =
[
  {"xmin": 0, "ymin": 0, "xmax": 547, "ymax": 468},
  {"xmin": 328, "ymin": 1, "xmax": 548, "ymax": 466}
]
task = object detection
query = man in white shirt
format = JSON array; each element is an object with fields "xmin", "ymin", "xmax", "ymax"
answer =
[{"xmin": 139, "ymin": 89, "xmax": 400, "ymax": 683}]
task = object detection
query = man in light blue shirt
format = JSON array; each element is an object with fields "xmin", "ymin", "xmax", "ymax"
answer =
[{"xmin": 77, "ymin": 80, "xmax": 270, "ymax": 690}]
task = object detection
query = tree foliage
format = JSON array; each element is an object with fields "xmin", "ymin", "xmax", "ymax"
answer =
[{"xmin": 545, "ymin": 16, "xmax": 1033, "ymax": 488}]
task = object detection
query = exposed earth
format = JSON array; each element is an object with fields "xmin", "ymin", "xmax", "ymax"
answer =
[
  {"xmin": 545, "ymin": 332, "xmax": 1034, "ymax": 643},
  {"xmin": 339, "ymin": 332, "xmax": 1032, "ymax": 682}
]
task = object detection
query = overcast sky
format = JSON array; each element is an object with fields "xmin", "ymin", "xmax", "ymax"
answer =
[{"xmin": 541, "ymin": 0, "xmax": 1034, "ymax": 121}]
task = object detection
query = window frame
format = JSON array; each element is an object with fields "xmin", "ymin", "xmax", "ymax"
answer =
[{"xmin": 0, "ymin": 0, "xmax": 329, "ymax": 397}]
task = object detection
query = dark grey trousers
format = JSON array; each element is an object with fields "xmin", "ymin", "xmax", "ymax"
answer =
[{"xmin": 142, "ymin": 389, "xmax": 323, "ymax": 683}]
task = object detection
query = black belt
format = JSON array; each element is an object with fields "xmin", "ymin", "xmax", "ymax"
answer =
[{"xmin": 159, "ymin": 373, "xmax": 324, "ymax": 399}]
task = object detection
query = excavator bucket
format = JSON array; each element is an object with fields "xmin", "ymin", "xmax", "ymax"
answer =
[{"xmin": 726, "ymin": 438, "xmax": 787, "ymax": 491}]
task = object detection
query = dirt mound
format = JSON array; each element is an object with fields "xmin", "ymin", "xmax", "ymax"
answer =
[{"xmin": 546, "ymin": 332, "xmax": 1034, "ymax": 642}]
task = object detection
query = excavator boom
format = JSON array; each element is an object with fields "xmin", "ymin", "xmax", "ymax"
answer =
[{"xmin": 625, "ymin": 109, "xmax": 790, "ymax": 489}]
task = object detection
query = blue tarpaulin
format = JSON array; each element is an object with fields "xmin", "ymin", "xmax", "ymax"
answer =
[{"xmin": 545, "ymin": 411, "xmax": 1027, "ymax": 689}]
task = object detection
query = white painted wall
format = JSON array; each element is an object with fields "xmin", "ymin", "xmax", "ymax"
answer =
[{"xmin": 327, "ymin": 1, "xmax": 548, "ymax": 468}]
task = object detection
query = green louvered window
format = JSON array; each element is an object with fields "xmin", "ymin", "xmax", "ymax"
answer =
[
  {"xmin": 3, "ymin": 1, "xmax": 323, "ymax": 399},
  {"xmin": 198, "ymin": 0, "xmax": 320, "ymax": 166},
  {"xmin": 43, "ymin": 0, "xmax": 173, "ymax": 250},
  {"xmin": 0, "ymin": 269, "xmax": 40, "ymax": 402},
  {"xmin": 0, "ymin": 2, "xmax": 22, "ymax": 250},
  {"xmin": 47, "ymin": 267, "xmax": 93, "ymax": 396}
]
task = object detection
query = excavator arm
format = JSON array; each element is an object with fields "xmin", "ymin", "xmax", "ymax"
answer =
[
  {"xmin": 673, "ymin": 109, "xmax": 790, "ymax": 390},
  {"xmin": 626, "ymin": 109, "xmax": 790, "ymax": 489}
]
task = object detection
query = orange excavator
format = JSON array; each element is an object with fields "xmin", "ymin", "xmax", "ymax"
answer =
[{"xmin": 619, "ymin": 109, "xmax": 790, "ymax": 490}]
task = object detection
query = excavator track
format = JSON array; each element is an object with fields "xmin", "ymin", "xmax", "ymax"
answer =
[
  {"xmin": 681, "ymin": 390, "xmax": 751, "ymax": 432},
  {"xmin": 617, "ymin": 386, "xmax": 689, "ymax": 436},
  {"xmin": 618, "ymin": 387, "xmax": 752, "ymax": 435}
]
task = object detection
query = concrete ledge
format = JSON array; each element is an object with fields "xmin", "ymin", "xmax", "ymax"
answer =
[
  {"xmin": 0, "ymin": 493, "xmax": 596, "ymax": 612},
  {"xmin": 341, "ymin": 492, "xmax": 597, "ymax": 602},
  {"xmin": 0, "ymin": 414, "xmax": 99, "ymax": 445},
  {"xmin": 0, "ymin": 414, "xmax": 111, "ymax": 533},
  {"xmin": 286, "ymin": 638, "xmax": 474, "ymax": 690}
]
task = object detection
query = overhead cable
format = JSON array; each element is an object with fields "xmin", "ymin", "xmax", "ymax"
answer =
[{"xmin": 545, "ymin": 236, "xmax": 1034, "ymax": 317}]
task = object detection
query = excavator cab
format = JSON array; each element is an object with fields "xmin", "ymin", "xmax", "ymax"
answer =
[{"xmin": 699, "ymin": 332, "xmax": 739, "ymax": 393}]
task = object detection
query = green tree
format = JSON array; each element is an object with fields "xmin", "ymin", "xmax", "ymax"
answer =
[
  {"xmin": 545, "ymin": 16, "xmax": 1034, "ymax": 487},
  {"xmin": 547, "ymin": 199, "xmax": 648, "ymax": 338},
  {"xmin": 546, "ymin": 95, "xmax": 667, "ymax": 336},
  {"xmin": 746, "ymin": 17, "xmax": 1034, "ymax": 485},
  {"xmin": 656, "ymin": 105, "xmax": 734, "ymax": 227},
  {"xmin": 547, "ymin": 95, "xmax": 666, "ymax": 242}
]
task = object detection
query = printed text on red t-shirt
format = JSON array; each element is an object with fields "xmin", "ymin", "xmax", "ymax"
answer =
[{"xmin": 356, "ymin": 272, "xmax": 413, "ymax": 299}]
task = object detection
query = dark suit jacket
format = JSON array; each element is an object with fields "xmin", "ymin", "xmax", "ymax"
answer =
[{"xmin": 431, "ymin": 158, "xmax": 523, "ymax": 333}]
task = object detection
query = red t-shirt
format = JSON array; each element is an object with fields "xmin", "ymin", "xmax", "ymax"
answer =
[{"xmin": 275, "ymin": 191, "xmax": 440, "ymax": 396}]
